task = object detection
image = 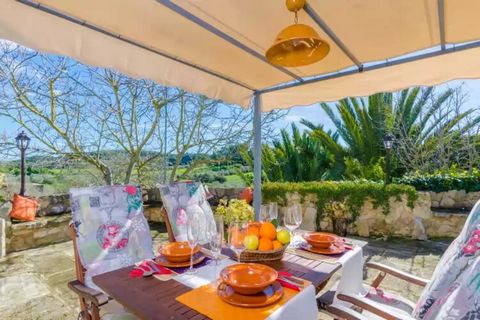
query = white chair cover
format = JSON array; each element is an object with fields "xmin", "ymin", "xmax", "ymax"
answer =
[
  {"xmin": 414, "ymin": 200, "xmax": 480, "ymax": 319},
  {"xmin": 70, "ymin": 185, "xmax": 153, "ymax": 291},
  {"xmin": 157, "ymin": 182, "xmax": 214, "ymax": 244}
]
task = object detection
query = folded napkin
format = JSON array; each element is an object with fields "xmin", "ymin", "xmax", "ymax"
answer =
[
  {"xmin": 276, "ymin": 271, "xmax": 304, "ymax": 292},
  {"xmin": 130, "ymin": 259, "xmax": 173, "ymax": 278}
]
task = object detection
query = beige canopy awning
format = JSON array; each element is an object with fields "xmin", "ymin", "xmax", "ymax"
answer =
[
  {"xmin": 2, "ymin": 0, "xmax": 480, "ymax": 217},
  {"xmin": 2, "ymin": 0, "xmax": 480, "ymax": 111}
]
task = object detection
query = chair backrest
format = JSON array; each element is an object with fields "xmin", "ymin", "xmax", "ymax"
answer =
[
  {"xmin": 69, "ymin": 185, "xmax": 153, "ymax": 291},
  {"xmin": 157, "ymin": 181, "xmax": 214, "ymax": 244},
  {"xmin": 414, "ymin": 200, "xmax": 480, "ymax": 319}
]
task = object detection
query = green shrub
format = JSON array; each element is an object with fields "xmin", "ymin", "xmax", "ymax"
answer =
[
  {"xmin": 215, "ymin": 199, "xmax": 254, "ymax": 223},
  {"xmin": 396, "ymin": 169, "xmax": 480, "ymax": 192},
  {"xmin": 189, "ymin": 172, "xmax": 226, "ymax": 184},
  {"xmin": 262, "ymin": 181, "xmax": 418, "ymax": 230}
]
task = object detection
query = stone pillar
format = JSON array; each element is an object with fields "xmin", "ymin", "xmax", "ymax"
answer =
[
  {"xmin": 0, "ymin": 218, "xmax": 5, "ymax": 258},
  {"xmin": 0, "ymin": 201, "xmax": 12, "ymax": 258}
]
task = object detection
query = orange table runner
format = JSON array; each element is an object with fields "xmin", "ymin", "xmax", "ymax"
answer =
[{"xmin": 176, "ymin": 283, "xmax": 305, "ymax": 320}]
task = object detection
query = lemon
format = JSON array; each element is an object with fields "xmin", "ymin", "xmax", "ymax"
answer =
[{"xmin": 276, "ymin": 229, "xmax": 291, "ymax": 245}]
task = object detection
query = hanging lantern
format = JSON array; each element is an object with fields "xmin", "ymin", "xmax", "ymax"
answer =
[{"xmin": 266, "ymin": 0, "xmax": 330, "ymax": 67}]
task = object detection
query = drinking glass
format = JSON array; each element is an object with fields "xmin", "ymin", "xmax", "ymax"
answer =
[
  {"xmin": 268, "ymin": 202, "xmax": 278, "ymax": 222},
  {"xmin": 208, "ymin": 215, "xmax": 224, "ymax": 265},
  {"xmin": 284, "ymin": 204, "xmax": 302, "ymax": 236},
  {"xmin": 260, "ymin": 203, "xmax": 279, "ymax": 222},
  {"xmin": 228, "ymin": 221, "xmax": 247, "ymax": 263},
  {"xmin": 186, "ymin": 212, "xmax": 202, "ymax": 275},
  {"xmin": 260, "ymin": 205, "xmax": 269, "ymax": 222}
]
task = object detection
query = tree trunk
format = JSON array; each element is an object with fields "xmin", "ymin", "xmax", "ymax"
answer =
[
  {"xmin": 124, "ymin": 160, "xmax": 135, "ymax": 184},
  {"xmin": 103, "ymin": 166, "xmax": 113, "ymax": 185}
]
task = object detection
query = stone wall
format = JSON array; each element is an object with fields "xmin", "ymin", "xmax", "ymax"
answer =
[
  {"xmin": 1, "ymin": 186, "xmax": 244, "ymax": 254},
  {"xmin": 429, "ymin": 190, "xmax": 480, "ymax": 209},
  {"xmin": 2, "ymin": 187, "xmax": 475, "ymax": 255},
  {"xmin": 6, "ymin": 215, "xmax": 71, "ymax": 252},
  {"xmin": 285, "ymin": 191, "xmax": 469, "ymax": 240}
]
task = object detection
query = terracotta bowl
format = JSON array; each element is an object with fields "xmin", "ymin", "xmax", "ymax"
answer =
[
  {"xmin": 220, "ymin": 263, "xmax": 278, "ymax": 295},
  {"xmin": 303, "ymin": 232, "xmax": 336, "ymax": 249},
  {"xmin": 160, "ymin": 242, "xmax": 200, "ymax": 263}
]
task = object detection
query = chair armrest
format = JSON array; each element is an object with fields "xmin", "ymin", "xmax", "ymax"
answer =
[
  {"xmin": 324, "ymin": 304, "xmax": 371, "ymax": 320},
  {"xmin": 68, "ymin": 280, "xmax": 109, "ymax": 306},
  {"xmin": 337, "ymin": 293, "xmax": 415, "ymax": 320},
  {"xmin": 366, "ymin": 262, "xmax": 429, "ymax": 287}
]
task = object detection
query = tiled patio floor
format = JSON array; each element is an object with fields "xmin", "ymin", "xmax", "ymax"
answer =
[{"xmin": 0, "ymin": 225, "xmax": 451, "ymax": 319}]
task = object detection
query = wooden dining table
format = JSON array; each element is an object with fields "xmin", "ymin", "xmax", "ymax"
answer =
[{"xmin": 93, "ymin": 238, "xmax": 367, "ymax": 320}]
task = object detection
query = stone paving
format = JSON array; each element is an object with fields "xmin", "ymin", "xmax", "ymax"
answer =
[{"xmin": 0, "ymin": 225, "xmax": 451, "ymax": 320}]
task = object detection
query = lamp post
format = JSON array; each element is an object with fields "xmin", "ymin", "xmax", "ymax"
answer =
[
  {"xmin": 383, "ymin": 133, "xmax": 394, "ymax": 185},
  {"xmin": 15, "ymin": 131, "xmax": 30, "ymax": 196}
]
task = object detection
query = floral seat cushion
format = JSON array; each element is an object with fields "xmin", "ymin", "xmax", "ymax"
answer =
[
  {"xmin": 414, "ymin": 201, "xmax": 480, "ymax": 319},
  {"xmin": 157, "ymin": 182, "xmax": 214, "ymax": 243},
  {"xmin": 70, "ymin": 185, "xmax": 153, "ymax": 291}
]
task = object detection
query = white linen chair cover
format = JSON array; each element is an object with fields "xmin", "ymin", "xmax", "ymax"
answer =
[
  {"xmin": 70, "ymin": 185, "xmax": 153, "ymax": 291},
  {"xmin": 330, "ymin": 201, "xmax": 480, "ymax": 320},
  {"xmin": 414, "ymin": 200, "xmax": 480, "ymax": 319},
  {"xmin": 157, "ymin": 182, "xmax": 214, "ymax": 244}
]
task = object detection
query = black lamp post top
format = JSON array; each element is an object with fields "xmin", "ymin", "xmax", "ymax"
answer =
[
  {"xmin": 15, "ymin": 131, "xmax": 31, "ymax": 150},
  {"xmin": 383, "ymin": 133, "xmax": 394, "ymax": 150}
]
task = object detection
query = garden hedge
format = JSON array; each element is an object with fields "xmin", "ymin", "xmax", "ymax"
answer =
[
  {"xmin": 262, "ymin": 181, "xmax": 418, "ymax": 228},
  {"xmin": 396, "ymin": 172, "xmax": 480, "ymax": 193}
]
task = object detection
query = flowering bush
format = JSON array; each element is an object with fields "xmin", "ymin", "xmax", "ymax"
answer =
[{"xmin": 215, "ymin": 199, "xmax": 254, "ymax": 224}]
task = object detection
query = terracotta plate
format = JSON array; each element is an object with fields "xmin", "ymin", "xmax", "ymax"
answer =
[
  {"xmin": 217, "ymin": 281, "xmax": 284, "ymax": 308},
  {"xmin": 220, "ymin": 263, "xmax": 278, "ymax": 295},
  {"xmin": 159, "ymin": 242, "xmax": 200, "ymax": 263},
  {"xmin": 301, "ymin": 242, "xmax": 345, "ymax": 255},
  {"xmin": 303, "ymin": 232, "xmax": 337, "ymax": 249},
  {"xmin": 155, "ymin": 252, "xmax": 205, "ymax": 268}
]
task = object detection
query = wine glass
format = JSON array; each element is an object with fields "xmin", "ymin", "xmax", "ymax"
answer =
[
  {"xmin": 284, "ymin": 204, "xmax": 302, "ymax": 237},
  {"xmin": 208, "ymin": 215, "xmax": 224, "ymax": 265},
  {"xmin": 260, "ymin": 203, "xmax": 278, "ymax": 222},
  {"xmin": 228, "ymin": 221, "xmax": 247, "ymax": 263},
  {"xmin": 186, "ymin": 213, "xmax": 202, "ymax": 275},
  {"xmin": 268, "ymin": 202, "xmax": 278, "ymax": 222},
  {"xmin": 260, "ymin": 205, "xmax": 269, "ymax": 222}
]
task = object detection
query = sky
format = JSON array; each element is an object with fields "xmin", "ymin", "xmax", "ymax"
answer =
[
  {"xmin": 270, "ymin": 79, "xmax": 480, "ymax": 133},
  {"xmin": 2, "ymin": 38, "xmax": 480, "ymax": 147},
  {"xmin": 3, "ymin": 78, "xmax": 480, "ymax": 144}
]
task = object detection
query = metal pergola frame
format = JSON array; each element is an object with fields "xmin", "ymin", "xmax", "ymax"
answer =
[{"xmin": 16, "ymin": 0, "xmax": 480, "ymax": 219}]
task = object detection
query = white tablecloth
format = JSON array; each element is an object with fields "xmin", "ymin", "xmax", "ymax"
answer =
[
  {"xmin": 174, "ymin": 258, "xmax": 318, "ymax": 320},
  {"xmin": 334, "ymin": 246, "xmax": 366, "ymax": 303}
]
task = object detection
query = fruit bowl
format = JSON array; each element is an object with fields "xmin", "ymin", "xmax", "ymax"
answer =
[
  {"xmin": 303, "ymin": 232, "xmax": 336, "ymax": 249},
  {"xmin": 238, "ymin": 222, "xmax": 290, "ymax": 262},
  {"xmin": 159, "ymin": 242, "xmax": 200, "ymax": 263},
  {"xmin": 220, "ymin": 263, "xmax": 278, "ymax": 295}
]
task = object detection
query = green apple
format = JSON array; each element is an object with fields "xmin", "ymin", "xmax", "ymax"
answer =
[
  {"xmin": 276, "ymin": 229, "xmax": 291, "ymax": 245},
  {"xmin": 243, "ymin": 234, "xmax": 259, "ymax": 250}
]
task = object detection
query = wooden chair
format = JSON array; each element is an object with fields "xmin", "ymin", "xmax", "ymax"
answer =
[
  {"xmin": 67, "ymin": 185, "xmax": 152, "ymax": 320},
  {"xmin": 157, "ymin": 182, "xmax": 214, "ymax": 244},
  {"xmin": 67, "ymin": 223, "xmax": 109, "ymax": 320},
  {"xmin": 318, "ymin": 201, "xmax": 480, "ymax": 320},
  {"xmin": 161, "ymin": 208, "xmax": 176, "ymax": 242}
]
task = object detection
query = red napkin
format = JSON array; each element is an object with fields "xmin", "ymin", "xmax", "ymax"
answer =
[
  {"xmin": 277, "ymin": 271, "xmax": 300, "ymax": 291},
  {"xmin": 130, "ymin": 260, "xmax": 173, "ymax": 278}
]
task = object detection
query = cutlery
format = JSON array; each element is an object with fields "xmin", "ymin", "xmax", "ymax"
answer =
[{"xmin": 278, "ymin": 276, "xmax": 304, "ymax": 288}]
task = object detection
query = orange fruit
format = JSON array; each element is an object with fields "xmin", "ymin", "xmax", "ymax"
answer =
[
  {"xmin": 272, "ymin": 240, "xmax": 282, "ymax": 250},
  {"xmin": 258, "ymin": 237, "xmax": 273, "ymax": 251},
  {"xmin": 259, "ymin": 222, "xmax": 276, "ymax": 241},
  {"xmin": 247, "ymin": 225, "xmax": 260, "ymax": 237}
]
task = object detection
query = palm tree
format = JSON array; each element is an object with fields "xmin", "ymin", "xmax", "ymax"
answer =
[
  {"xmin": 241, "ymin": 123, "xmax": 338, "ymax": 182},
  {"xmin": 302, "ymin": 86, "xmax": 480, "ymax": 176},
  {"xmin": 301, "ymin": 92, "xmax": 392, "ymax": 165}
]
